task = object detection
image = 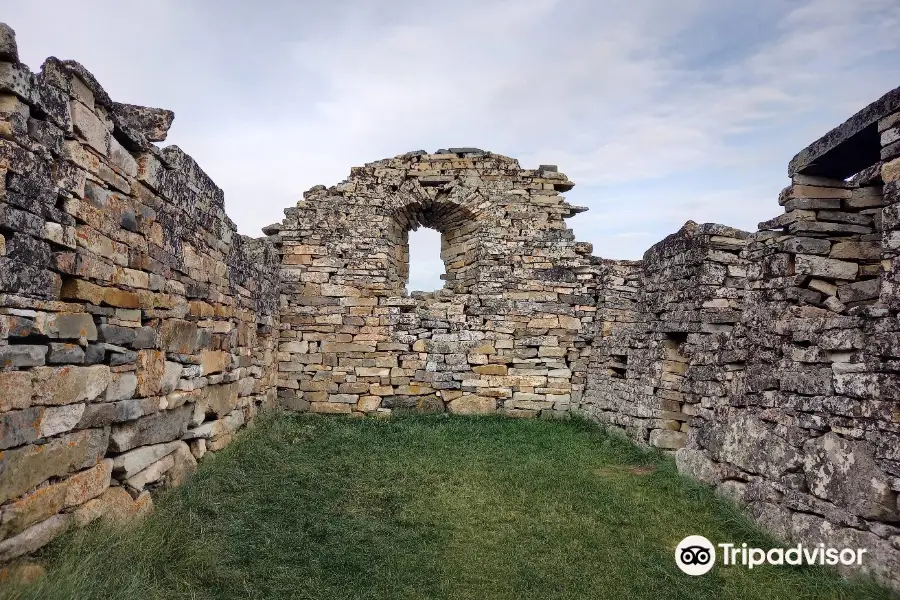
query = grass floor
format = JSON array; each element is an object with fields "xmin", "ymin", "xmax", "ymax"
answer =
[{"xmin": 2, "ymin": 413, "xmax": 894, "ymax": 600}]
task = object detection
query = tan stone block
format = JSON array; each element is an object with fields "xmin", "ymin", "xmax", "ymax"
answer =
[
  {"xmin": 473, "ymin": 364, "xmax": 507, "ymax": 376},
  {"xmin": 60, "ymin": 278, "xmax": 105, "ymax": 304},
  {"xmin": 310, "ymin": 402, "xmax": 352, "ymax": 414},
  {"xmin": 200, "ymin": 350, "xmax": 231, "ymax": 375},
  {"xmin": 472, "ymin": 344, "xmax": 496, "ymax": 354},
  {"xmin": 103, "ymin": 287, "xmax": 140, "ymax": 309},
  {"xmin": 883, "ymin": 157, "xmax": 900, "ymax": 183},
  {"xmin": 558, "ymin": 316, "xmax": 581, "ymax": 330},
  {"xmin": 63, "ymin": 459, "xmax": 112, "ymax": 508},
  {"xmin": 393, "ymin": 384, "xmax": 434, "ymax": 396},
  {"xmin": 0, "ymin": 372, "xmax": 32, "ymax": 412},
  {"xmin": 116, "ymin": 268, "xmax": 149, "ymax": 289},
  {"xmin": 527, "ymin": 316, "xmax": 559, "ymax": 328},
  {"xmin": 135, "ymin": 350, "xmax": 165, "ymax": 397},
  {"xmin": 32, "ymin": 366, "xmax": 110, "ymax": 406},
  {"xmin": 0, "ymin": 483, "xmax": 66, "ymax": 540},
  {"xmin": 448, "ymin": 395, "xmax": 496, "ymax": 415},
  {"xmin": 356, "ymin": 396, "xmax": 382, "ymax": 412},
  {"xmin": 356, "ymin": 367, "xmax": 390, "ymax": 377}
]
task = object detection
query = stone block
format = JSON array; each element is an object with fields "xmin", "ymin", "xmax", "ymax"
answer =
[
  {"xmin": 0, "ymin": 428, "xmax": 109, "ymax": 503},
  {"xmin": 112, "ymin": 440, "xmax": 182, "ymax": 478},
  {"xmin": 63, "ymin": 459, "xmax": 112, "ymax": 508},
  {"xmin": 310, "ymin": 402, "xmax": 352, "ymax": 414},
  {"xmin": 448, "ymin": 395, "xmax": 496, "ymax": 415},
  {"xmin": 43, "ymin": 312, "xmax": 97, "ymax": 340},
  {"xmin": 795, "ymin": 255, "xmax": 858, "ymax": 281},
  {"xmin": 135, "ymin": 349, "xmax": 164, "ymax": 397},
  {"xmin": 0, "ymin": 483, "xmax": 66, "ymax": 540},
  {"xmin": 38, "ymin": 403, "xmax": 85, "ymax": 438},
  {"xmin": 0, "ymin": 371, "xmax": 32, "ymax": 412},
  {"xmin": 158, "ymin": 319, "xmax": 199, "ymax": 354},
  {"xmin": 47, "ymin": 342, "xmax": 85, "ymax": 364},
  {"xmin": 31, "ymin": 365, "xmax": 111, "ymax": 405},
  {"xmin": 203, "ymin": 382, "xmax": 239, "ymax": 418},
  {"xmin": 0, "ymin": 345, "xmax": 47, "ymax": 368},
  {"xmin": 105, "ymin": 372, "xmax": 137, "ymax": 401},
  {"xmin": 0, "ymin": 514, "xmax": 71, "ymax": 562},
  {"xmin": 200, "ymin": 349, "xmax": 230, "ymax": 375},
  {"xmin": 0, "ymin": 407, "xmax": 42, "ymax": 450},
  {"xmin": 109, "ymin": 404, "xmax": 192, "ymax": 452}
]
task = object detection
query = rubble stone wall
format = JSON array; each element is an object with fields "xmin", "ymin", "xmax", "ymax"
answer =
[
  {"xmin": 582, "ymin": 86, "xmax": 900, "ymax": 588},
  {"xmin": 0, "ymin": 24, "xmax": 279, "ymax": 564},
  {"xmin": 1, "ymin": 20, "xmax": 899, "ymax": 591},
  {"xmin": 267, "ymin": 150, "xmax": 600, "ymax": 417}
]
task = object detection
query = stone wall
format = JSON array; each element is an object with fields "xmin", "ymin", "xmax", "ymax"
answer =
[
  {"xmin": 582, "ymin": 85, "xmax": 900, "ymax": 589},
  {"xmin": 1, "ymin": 19, "xmax": 899, "ymax": 592},
  {"xmin": 266, "ymin": 150, "xmax": 599, "ymax": 417},
  {"xmin": 0, "ymin": 24, "xmax": 278, "ymax": 565}
]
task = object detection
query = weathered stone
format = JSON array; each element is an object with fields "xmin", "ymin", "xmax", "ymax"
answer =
[
  {"xmin": 0, "ymin": 371, "xmax": 32, "ymax": 412},
  {"xmin": 31, "ymin": 365, "xmax": 111, "ymax": 406},
  {"xmin": 43, "ymin": 313, "xmax": 97, "ymax": 340},
  {"xmin": 0, "ymin": 428, "xmax": 109, "ymax": 503},
  {"xmin": 675, "ymin": 448, "xmax": 722, "ymax": 485},
  {"xmin": 0, "ymin": 514, "xmax": 70, "ymax": 562},
  {"xmin": 649, "ymin": 429, "xmax": 685, "ymax": 449},
  {"xmin": 0, "ymin": 483, "xmax": 65, "ymax": 540},
  {"xmin": 135, "ymin": 349, "xmax": 164, "ymax": 397},
  {"xmin": 200, "ymin": 350, "xmax": 230, "ymax": 375},
  {"xmin": 203, "ymin": 382, "xmax": 239, "ymax": 418},
  {"xmin": 161, "ymin": 361, "xmax": 181, "ymax": 395},
  {"xmin": 310, "ymin": 402, "xmax": 352, "ymax": 414},
  {"xmin": 448, "ymin": 395, "xmax": 496, "ymax": 415},
  {"xmin": 47, "ymin": 342, "xmax": 85, "ymax": 364},
  {"xmin": 108, "ymin": 404, "xmax": 191, "ymax": 452},
  {"xmin": 105, "ymin": 372, "xmax": 137, "ymax": 401},
  {"xmin": 0, "ymin": 407, "xmax": 41, "ymax": 450},
  {"xmin": 0, "ymin": 345, "xmax": 47, "ymax": 368},
  {"xmin": 794, "ymin": 255, "xmax": 858, "ymax": 281},
  {"xmin": 158, "ymin": 319, "xmax": 199, "ymax": 354},
  {"xmin": 719, "ymin": 413, "xmax": 801, "ymax": 478},
  {"xmin": 0, "ymin": 22, "xmax": 18, "ymax": 62},
  {"xmin": 63, "ymin": 459, "xmax": 112, "ymax": 508},
  {"xmin": 38, "ymin": 403, "xmax": 85, "ymax": 438}
]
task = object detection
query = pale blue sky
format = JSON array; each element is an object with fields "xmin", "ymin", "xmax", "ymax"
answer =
[{"xmin": 6, "ymin": 0, "xmax": 900, "ymax": 291}]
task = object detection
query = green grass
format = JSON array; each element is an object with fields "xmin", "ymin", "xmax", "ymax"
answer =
[{"xmin": 2, "ymin": 413, "xmax": 895, "ymax": 600}]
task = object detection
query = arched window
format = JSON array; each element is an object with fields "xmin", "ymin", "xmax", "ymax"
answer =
[
  {"xmin": 406, "ymin": 227, "xmax": 445, "ymax": 293},
  {"xmin": 386, "ymin": 197, "xmax": 481, "ymax": 296}
]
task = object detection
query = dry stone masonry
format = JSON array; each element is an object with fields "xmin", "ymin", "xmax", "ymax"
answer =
[
  {"xmin": 266, "ymin": 150, "xmax": 595, "ymax": 418},
  {"xmin": 0, "ymin": 24, "xmax": 278, "ymax": 571},
  {"xmin": 0, "ymin": 22, "xmax": 898, "ymax": 591}
]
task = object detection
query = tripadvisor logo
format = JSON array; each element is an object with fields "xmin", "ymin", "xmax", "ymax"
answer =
[
  {"xmin": 674, "ymin": 535, "xmax": 869, "ymax": 576},
  {"xmin": 676, "ymin": 535, "xmax": 716, "ymax": 576}
]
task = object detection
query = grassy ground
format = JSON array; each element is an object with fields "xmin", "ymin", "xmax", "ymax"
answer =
[{"xmin": 2, "ymin": 413, "xmax": 894, "ymax": 600}]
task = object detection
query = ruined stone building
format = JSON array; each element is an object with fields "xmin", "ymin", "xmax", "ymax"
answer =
[{"xmin": 0, "ymin": 22, "xmax": 898, "ymax": 590}]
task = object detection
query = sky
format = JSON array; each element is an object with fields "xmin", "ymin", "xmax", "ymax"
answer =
[{"xmin": 6, "ymin": 0, "xmax": 900, "ymax": 291}]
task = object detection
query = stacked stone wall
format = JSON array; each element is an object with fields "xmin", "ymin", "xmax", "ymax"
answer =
[
  {"xmin": 1, "ymin": 20, "xmax": 899, "ymax": 592},
  {"xmin": 268, "ymin": 150, "xmax": 599, "ymax": 417},
  {"xmin": 582, "ymin": 86, "xmax": 900, "ymax": 589},
  {"xmin": 0, "ymin": 24, "xmax": 278, "ymax": 565}
]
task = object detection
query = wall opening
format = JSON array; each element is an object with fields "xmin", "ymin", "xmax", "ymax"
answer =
[
  {"xmin": 386, "ymin": 197, "xmax": 481, "ymax": 296},
  {"xmin": 406, "ymin": 227, "xmax": 446, "ymax": 293}
]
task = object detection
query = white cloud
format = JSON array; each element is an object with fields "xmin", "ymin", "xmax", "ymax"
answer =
[{"xmin": 5, "ymin": 0, "xmax": 900, "ymax": 291}]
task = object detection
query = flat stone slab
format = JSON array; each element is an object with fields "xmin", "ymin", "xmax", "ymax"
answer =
[{"xmin": 788, "ymin": 84, "xmax": 900, "ymax": 178}]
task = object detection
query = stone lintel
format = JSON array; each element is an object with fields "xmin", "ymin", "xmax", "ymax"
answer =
[{"xmin": 788, "ymin": 84, "xmax": 900, "ymax": 179}]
